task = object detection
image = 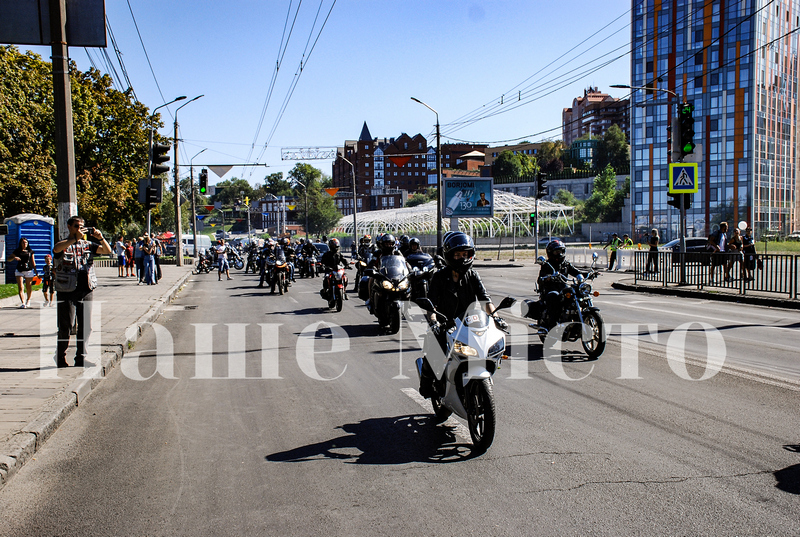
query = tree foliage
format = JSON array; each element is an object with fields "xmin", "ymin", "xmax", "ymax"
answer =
[
  {"xmin": 582, "ymin": 164, "xmax": 629, "ymax": 223},
  {"xmin": 288, "ymin": 163, "xmax": 341, "ymax": 235},
  {"xmin": 491, "ymin": 151, "xmax": 523, "ymax": 182},
  {"xmin": 405, "ymin": 188, "xmax": 437, "ymax": 207},
  {"xmin": 0, "ymin": 46, "xmax": 153, "ymax": 233},
  {"xmin": 594, "ymin": 124, "xmax": 629, "ymax": 172}
]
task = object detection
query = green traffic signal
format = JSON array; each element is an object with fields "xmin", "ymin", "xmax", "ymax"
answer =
[{"xmin": 678, "ymin": 102, "xmax": 695, "ymax": 159}]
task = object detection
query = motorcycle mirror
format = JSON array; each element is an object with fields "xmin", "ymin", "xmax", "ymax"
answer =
[
  {"xmin": 536, "ymin": 256, "xmax": 546, "ymax": 265},
  {"xmin": 495, "ymin": 296, "xmax": 516, "ymax": 311},
  {"xmin": 592, "ymin": 252, "xmax": 598, "ymax": 261},
  {"xmin": 413, "ymin": 297, "xmax": 435, "ymax": 313}
]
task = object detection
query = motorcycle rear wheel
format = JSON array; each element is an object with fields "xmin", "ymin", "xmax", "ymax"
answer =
[
  {"xmin": 278, "ymin": 273, "xmax": 284, "ymax": 295},
  {"xmin": 389, "ymin": 306, "xmax": 400, "ymax": 334},
  {"xmin": 581, "ymin": 310, "xmax": 605, "ymax": 360},
  {"xmin": 467, "ymin": 378, "xmax": 496, "ymax": 454},
  {"xmin": 335, "ymin": 289, "xmax": 343, "ymax": 312}
]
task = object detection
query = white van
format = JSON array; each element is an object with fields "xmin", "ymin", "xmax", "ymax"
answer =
[{"xmin": 181, "ymin": 234, "xmax": 212, "ymax": 257}]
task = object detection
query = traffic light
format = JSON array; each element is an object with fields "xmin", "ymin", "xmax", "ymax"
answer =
[
  {"xmin": 529, "ymin": 212, "xmax": 536, "ymax": 226},
  {"xmin": 199, "ymin": 169, "xmax": 208, "ymax": 194},
  {"xmin": 678, "ymin": 102, "xmax": 695, "ymax": 160},
  {"xmin": 667, "ymin": 193, "xmax": 692, "ymax": 210},
  {"xmin": 536, "ymin": 173, "xmax": 548, "ymax": 199},
  {"xmin": 150, "ymin": 142, "xmax": 171, "ymax": 176},
  {"xmin": 145, "ymin": 186, "xmax": 160, "ymax": 209}
]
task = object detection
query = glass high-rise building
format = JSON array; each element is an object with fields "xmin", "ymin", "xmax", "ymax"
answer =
[{"xmin": 630, "ymin": 0, "xmax": 800, "ymax": 240}]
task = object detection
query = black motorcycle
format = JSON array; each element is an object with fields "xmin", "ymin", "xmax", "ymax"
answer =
[
  {"xmin": 524, "ymin": 253, "xmax": 605, "ymax": 360},
  {"xmin": 405, "ymin": 251, "xmax": 436, "ymax": 299},
  {"xmin": 362, "ymin": 255, "xmax": 411, "ymax": 334},
  {"xmin": 195, "ymin": 250, "xmax": 214, "ymax": 274},
  {"xmin": 228, "ymin": 247, "xmax": 245, "ymax": 271}
]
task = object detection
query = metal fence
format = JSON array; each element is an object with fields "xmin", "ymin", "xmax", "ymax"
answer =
[{"xmin": 631, "ymin": 250, "xmax": 799, "ymax": 299}]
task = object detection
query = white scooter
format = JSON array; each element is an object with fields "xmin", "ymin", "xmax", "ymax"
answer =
[{"xmin": 414, "ymin": 296, "xmax": 515, "ymax": 453}]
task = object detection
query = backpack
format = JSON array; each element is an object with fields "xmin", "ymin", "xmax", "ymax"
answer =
[{"xmin": 54, "ymin": 242, "xmax": 97, "ymax": 293}]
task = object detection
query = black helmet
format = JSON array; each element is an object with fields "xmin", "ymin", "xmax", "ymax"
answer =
[
  {"xmin": 399, "ymin": 235, "xmax": 410, "ymax": 249},
  {"xmin": 546, "ymin": 239, "xmax": 566, "ymax": 264},
  {"xmin": 409, "ymin": 237, "xmax": 421, "ymax": 251},
  {"xmin": 442, "ymin": 231, "xmax": 475, "ymax": 274},
  {"xmin": 360, "ymin": 234, "xmax": 371, "ymax": 245},
  {"xmin": 328, "ymin": 238, "xmax": 340, "ymax": 253},
  {"xmin": 379, "ymin": 233, "xmax": 396, "ymax": 255}
]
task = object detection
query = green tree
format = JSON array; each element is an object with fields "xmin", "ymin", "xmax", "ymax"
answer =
[
  {"xmin": 0, "ymin": 46, "xmax": 153, "ymax": 233},
  {"xmin": 491, "ymin": 151, "xmax": 523, "ymax": 182},
  {"xmin": 594, "ymin": 124, "xmax": 629, "ymax": 172},
  {"xmin": 583, "ymin": 164, "xmax": 628, "ymax": 223},
  {"xmin": 212, "ymin": 177, "xmax": 256, "ymax": 206},
  {"xmin": 406, "ymin": 187, "xmax": 437, "ymax": 207},
  {"xmin": 260, "ymin": 172, "xmax": 293, "ymax": 197},
  {"xmin": 288, "ymin": 163, "xmax": 341, "ymax": 235},
  {"xmin": 538, "ymin": 140, "xmax": 564, "ymax": 174}
]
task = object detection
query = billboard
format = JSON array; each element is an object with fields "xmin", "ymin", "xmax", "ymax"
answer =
[
  {"xmin": 443, "ymin": 178, "xmax": 493, "ymax": 218},
  {"xmin": 0, "ymin": 0, "xmax": 106, "ymax": 47}
]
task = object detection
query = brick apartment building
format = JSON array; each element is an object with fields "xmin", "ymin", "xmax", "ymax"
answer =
[{"xmin": 562, "ymin": 87, "xmax": 630, "ymax": 147}]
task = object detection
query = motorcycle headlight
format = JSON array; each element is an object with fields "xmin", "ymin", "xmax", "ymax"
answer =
[
  {"xmin": 382, "ymin": 280, "xmax": 393, "ymax": 290},
  {"xmin": 580, "ymin": 283, "xmax": 592, "ymax": 293},
  {"xmin": 488, "ymin": 337, "xmax": 505, "ymax": 357},
  {"xmin": 453, "ymin": 341, "xmax": 478, "ymax": 357},
  {"xmin": 397, "ymin": 279, "xmax": 409, "ymax": 290}
]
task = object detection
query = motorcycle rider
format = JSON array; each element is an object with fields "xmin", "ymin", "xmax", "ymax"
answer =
[
  {"xmin": 536, "ymin": 239, "xmax": 588, "ymax": 330},
  {"xmin": 398, "ymin": 235, "xmax": 411, "ymax": 257},
  {"xmin": 258, "ymin": 239, "xmax": 282, "ymax": 288},
  {"xmin": 281, "ymin": 237, "xmax": 296, "ymax": 282},
  {"xmin": 357, "ymin": 234, "xmax": 372, "ymax": 261},
  {"xmin": 300, "ymin": 238, "xmax": 320, "ymax": 278},
  {"xmin": 407, "ymin": 237, "xmax": 422, "ymax": 255},
  {"xmin": 245, "ymin": 241, "xmax": 259, "ymax": 274},
  {"xmin": 366, "ymin": 233, "xmax": 405, "ymax": 310},
  {"xmin": 418, "ymin": 231, "xmax": 497, "ymax": 398},
  {"xmin": 320, "ymin": 238, "xmax": 351, "ymax": 300}
]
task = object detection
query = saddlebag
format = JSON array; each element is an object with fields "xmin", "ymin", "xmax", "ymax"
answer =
[{"xmin": 358, "ymin": 275, "xmax": 370, "ymax": 301}]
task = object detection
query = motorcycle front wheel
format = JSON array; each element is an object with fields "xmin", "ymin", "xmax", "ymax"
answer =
[
  {"xmin": 581, "ymin": 310, "xmax": 605, "ymax": 360},
  {"xmin": 278, "ymin": 273, "xmax": 285, "ymax": 295},
  {"xmin": 430, "ymin": 392, "xmax": 452, "ymax": 423},
  {"xmin": 233, "ymin": 258, "xmax": 244, "ymax": 270},
  {"xmin": 466, "ymin": 378, "xmax": 496, "ymax": 454},
  {"xmin": 335, "ymin": 288, "xmax": 343, "ymax": 312}
]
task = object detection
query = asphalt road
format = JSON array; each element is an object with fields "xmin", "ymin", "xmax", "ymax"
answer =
[{"xmin": 1, "ymin": 265, "xmax": 798, "ymax": 536}]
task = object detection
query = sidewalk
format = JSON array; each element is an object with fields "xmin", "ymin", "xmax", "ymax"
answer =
[{"xmin": 0, "ymin": 265, "xmax": 194, "ymax": 489}]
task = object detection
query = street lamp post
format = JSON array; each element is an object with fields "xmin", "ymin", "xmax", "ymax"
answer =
[
  {"xmin": 411, "ymin": 97, "xmax": 443, "ymax": 251},
  {"xmin": 339, "ymin": 155, "xmax": 359, "ymax": 253},
  {"xmin": 190, "ymin": 148, "xmax": 206, "ymax": 260},
  {"xmin": 173, "ymin": 95, "xmax": 204, "ymax": 267},
  {"xmin": 148, "ymin": 96, "xmax": 186, "ymax": 236},
  {"xmin": 611, "ymin": 83, "xmax": 688, "ymax": 283}
]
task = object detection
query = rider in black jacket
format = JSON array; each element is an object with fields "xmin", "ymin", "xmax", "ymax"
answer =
[
  {"xmin": 537, "ymin": 240, "xmax": 586, "ymax": 329},
  {"xmin": 320, "ymin": 238, "xmax": 350, "ymax": 298}
]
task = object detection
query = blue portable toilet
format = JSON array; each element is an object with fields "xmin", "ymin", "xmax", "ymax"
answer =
[{"xmin": 4, "ymin": 214, "xmax": 55, "ymax": 284}]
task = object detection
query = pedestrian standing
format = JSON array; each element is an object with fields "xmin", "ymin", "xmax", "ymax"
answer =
[
  {"xmin": 646, "ymin": 229, "xmax": 659, "ymax": 273},
  {"xmin": 52, "ymin": 216, "xmax": 111, "ymax": 368},
  {"xmin": 603, "ymin": 233, "xmax": 622, "ymax": 270},
  {"xmin": 141, "ymin": 235, "xmax": 156, "ymax": 285},
  {"xmin": 8, "ymin": 237, "xmax": 36, "ymax": 308},
  {"xmin": 742, "ymin": 226, "xmax": 757, "ymax": 281},
  {"xmin": 707, "ymin": 222, "xmax": 728, "ymax": 282},
  {"xmin": 725, "ymin": 227, "xmax": 743, "ymax": 281},
  {"xmin": 41, "ymin": 254, "xmax": 55, "ymax": 307},
  {"xmin": 152, "ymin": 236, "xmax": 163, "ymax": 283},
  {"xmin": 134, "ymin": 236, "xmax": 144, "ymax": 283},
  {"xmin": 114, "ymin": 235, "xmax": 126, "ymax": 277},
  {"xmin": 124, "ymin": 240, "xmax": 134, "ymax": 277},
  {"xmin": 216, "ymin": 239, "xmax": 233, "ymax": 281}
]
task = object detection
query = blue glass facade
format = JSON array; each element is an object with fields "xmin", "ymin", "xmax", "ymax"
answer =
[{"xmin": 631, "ymin": 0, "xmax": 799, "ymax": 239}]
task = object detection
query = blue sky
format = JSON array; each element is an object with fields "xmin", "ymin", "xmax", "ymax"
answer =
[{"xmin": 21, "ymin": 0, "xmax": 632, "ymax": 186}]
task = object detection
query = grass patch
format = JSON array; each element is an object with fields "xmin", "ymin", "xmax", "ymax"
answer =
[{"xmin": 0, "ymin": 281, "xmax": 44, "ymax": 300}]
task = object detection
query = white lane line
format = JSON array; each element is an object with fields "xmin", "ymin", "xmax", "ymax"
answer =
[
  {"xmin": 400, "ymin": 387, "xmax": 472, "ymax": 443},
  {"xmin": 287, "ymin": 296, "xmax": 299, "ymax": 304},
  {"xmin": 603, "ymin": 299, "xmax": 800, "ymax": 328}
]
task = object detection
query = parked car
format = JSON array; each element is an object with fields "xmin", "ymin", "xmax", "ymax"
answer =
[
  {"xmin": 785, "ymin": 232, "xmax": 800, "ymax": 242},
  {"xmin": 661, "ymin": 237, "xmax": 708, "ymax": 264}
]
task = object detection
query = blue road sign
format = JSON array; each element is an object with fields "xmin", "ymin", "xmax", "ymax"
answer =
[{"xmin": 669, "ymin": 163, "xmax": 698, "ymax": 193}]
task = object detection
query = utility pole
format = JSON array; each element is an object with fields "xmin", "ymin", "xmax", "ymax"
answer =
[{"xmin": 49, "ymin": 0, "xmax": 77, "ymax": 239}]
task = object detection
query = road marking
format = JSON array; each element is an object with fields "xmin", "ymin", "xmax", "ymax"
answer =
[
  {"xmin": 602, "ymin": 299, "xmax": 799, "ymax": 327},
  {"xmin": 400, "ymin": 387, "xmax": 472, "ymax": 443},
  {"xmin": 287, "ymin": 296, "xmax": 299, "ymax": 304}
]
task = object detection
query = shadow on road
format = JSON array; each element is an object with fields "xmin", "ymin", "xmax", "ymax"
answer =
[
  {"xmin": 775, "ymin": 445, "xmax": 800, "ymax": 495},
  {"xmin": 265, "ymin": 414, "xmax": 479, "ymax": 464}
]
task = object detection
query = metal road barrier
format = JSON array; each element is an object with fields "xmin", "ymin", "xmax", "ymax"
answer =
[{"xmin": 632, "ymin": 250, "xmax": 799, "ymax": 299}]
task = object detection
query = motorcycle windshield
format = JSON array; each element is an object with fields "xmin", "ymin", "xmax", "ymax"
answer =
[
  {"xmin": 379, "ymin": 255, "xmax": 409, "ymax": 280},
  {"xmin": 406, "ymin": 252, "xmax": 434, "ymax": 269},
  {"xmin": 462, "ymin": 307, "xmax": 490, "ymax": 330}
]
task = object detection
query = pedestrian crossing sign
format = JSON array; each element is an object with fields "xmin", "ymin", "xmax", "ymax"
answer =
[{"xmin": 668, "ymin": 163, "xmax": 698, "ymax": 193}]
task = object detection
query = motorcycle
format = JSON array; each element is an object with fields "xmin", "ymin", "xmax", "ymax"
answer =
[
  {"xmin": 406, "ymin": 250, "xmax": 436, "ymax": 299},
  {"xmin": 194, "ymin": 250, "xmax": 214, "ymax": 274},
  {"xmin": 228, "ymin": 247, "xmax": 245, "ymax": 271},
  {"xmin": 524, "ymin": 253, "xmax": 605, "ymax": 360},
  {"xmin": 245, "ymin": 245, "xmax": 259, "ymax": 274},
  {"xmin": 299, "ymin": 253, "xmax": 318, "ymax": 278},
  {"xmin": 352, "ymin": 254, "xmax": 370, "ymax": 292},
  {"xmin": 363, "ymin": 255, "xmax": 411, "ymax": 334},
  {"xmin": 320, "ymin": 262, "xmax": 349, "ymax": 312},
  {"xmin": 263, "ymin": 255, "xmax": 290, "ymax": 295},
  {"xmin": 414, "ymin": 296, "xmax": 516, "ymax": 453}
]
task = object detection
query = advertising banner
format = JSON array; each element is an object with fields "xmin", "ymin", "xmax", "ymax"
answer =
[{"xmin": 443, "ymin": 178, "xmax": 493, "ymax": 217}]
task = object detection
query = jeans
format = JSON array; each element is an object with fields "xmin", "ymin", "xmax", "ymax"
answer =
[{"xmin": 143, "ymin": 255, "xmax": 155, "ymax": 284}]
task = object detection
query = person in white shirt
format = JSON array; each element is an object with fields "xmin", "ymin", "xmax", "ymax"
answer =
[
  {"xmin": 216, "ymin": 240, "xmax": 232, "ymax": 281},
  {"xmin": 114, "ymin": 236, "xmax": 126, "ymax": 277}
]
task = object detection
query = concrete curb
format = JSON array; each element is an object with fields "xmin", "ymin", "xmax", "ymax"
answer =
[
  {"xmin": 612, "ymin": 280, "xmax": 800, "ymax": 310},
  {"xmin": 0, "ymin": 271, "xmax": 192, "ymax": 489}
]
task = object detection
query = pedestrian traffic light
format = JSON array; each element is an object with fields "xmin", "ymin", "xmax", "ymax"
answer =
[
  {"xmin": 199, "ymin": 169, "xmax": 208, "ymax": 194},
  {"xmin": 529, "ymin": 212, "xmax": 536, "ymax": 226},
  {"xmin": 145, "ymin": 186, "xmax": 159, "ymax": 209},
  {"xmin": 683, "ymin": 193, "xmax": 692, "ymax": 210},
  {"xmin": 150, "ymin": 142, "xmax": 171, "ymax": 176},
  {"xmin": 536, "ymin": 173, "xmax": 548, "ymax": 199},
  {"xmin": 678, "ymin": 103, "xmax": 695, "ymax": 160}
]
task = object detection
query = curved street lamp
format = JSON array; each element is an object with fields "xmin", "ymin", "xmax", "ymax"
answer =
[
  {"xmin": 146, "ymin": 96, "xmax": 186, "ymax": 235},
  {"xmin": 411, "ymin": 97, "xmax": 443, "ymax": 251},
  {"xmin": 173, "ymin": 95, "xmax": 204, "ymax": 266}
]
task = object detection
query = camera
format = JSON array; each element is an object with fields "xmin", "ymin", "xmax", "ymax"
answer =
[{"xmin": 86, "ymin": 227, "xmax": 96, "ymax": 236}]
